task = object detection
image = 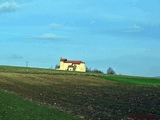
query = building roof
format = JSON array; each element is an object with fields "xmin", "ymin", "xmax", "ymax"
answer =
[
  {"xmin": 60, "ymin": 57, "xmax": 84, "ymax": 64},
  {"xmin": 60, "ymin": 58, "xmax": 67, "ymax": 61},
  {"xmin": 64, "ymin": 60, "xmax": 83, "ymax": 64}
]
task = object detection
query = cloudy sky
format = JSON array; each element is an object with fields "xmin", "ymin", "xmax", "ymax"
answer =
[{"xmin": 0, "ymin": 0, "xmax": 160, "ymax": 77}]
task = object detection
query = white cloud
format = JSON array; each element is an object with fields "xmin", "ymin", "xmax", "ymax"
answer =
[
  {"xmin": 50, "ymin": 23, "xmax": 61, "ymax": 29},
  {"xmin": 125, "ymin": 24, "xmax": 143, "ymax": 32},
  {"xmin": 132, "ymin": 24, "xmax": 141, "ymax": 29},
  {"xmin": 9, "ymin": 54, "xmax": 23, "ymax": 59},
  {"xmin": 0, "ymin": 2, "xmax": 21, "ymax": 13},
  {"xmin": 31, "ymin": 33, "xmax": 70, "ymax": 40}
]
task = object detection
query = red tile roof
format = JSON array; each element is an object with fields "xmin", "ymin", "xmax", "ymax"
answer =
[
  {"xmin": 60, "ymin": 58, "xmax": 84, "ymax": 64},
  {"xmin": 64, "ymin": 60, "xmax": 82, "ymax": 64}
]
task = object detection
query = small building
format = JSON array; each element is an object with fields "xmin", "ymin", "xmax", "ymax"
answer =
[{"xmin": 56, "ymin": 57, "xmax": 86, "ymax": 72}]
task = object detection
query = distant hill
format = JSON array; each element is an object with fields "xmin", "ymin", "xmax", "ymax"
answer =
[{"xmin": 156, "ymin": 76, "xmax": 160, "ymax": 78}]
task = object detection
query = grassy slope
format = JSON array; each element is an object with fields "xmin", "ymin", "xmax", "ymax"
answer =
[
  {"xmin": 0, "ymin": 90, "xmax": 76, "ymax": 120},
  {"xmin": 98, "ymin": 75, "xmax": 160, "ymax": 86},
  {"xmin": 0, "ymin": 65, "xmax": 160, "ymax": 119}
]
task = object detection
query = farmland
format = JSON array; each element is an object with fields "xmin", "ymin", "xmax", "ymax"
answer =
[
  {"xmin": 0, "ymin": 65, "xmax": 160, "ymax": 119},
  {"xmin": 0, "ymin": 89, "xmax": 76, "ymax": 120}
]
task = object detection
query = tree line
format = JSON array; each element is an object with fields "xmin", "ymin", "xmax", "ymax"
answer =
[{"xmin": 86, "ymin": 67, "xmax": 116, "ymax": 75}]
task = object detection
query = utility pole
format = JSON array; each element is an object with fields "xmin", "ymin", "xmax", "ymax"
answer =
[
  {"xmin": 26, "ymin": 61, "xmax": 29, "ymax": 72},
  {"xmin": 50, "ymin": 65, "xmax": 53, "ymax": 73},
  {"xmin": 26, "ymin": 61, "xmax": 29, "ymax": 67}
]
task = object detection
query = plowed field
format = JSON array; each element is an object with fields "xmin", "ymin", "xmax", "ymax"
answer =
[{"xmin": 0, "ymin": 72, "xmax": 160, "ymax": 119}]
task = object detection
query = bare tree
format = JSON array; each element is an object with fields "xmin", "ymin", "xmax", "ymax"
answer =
[
  {"xmin": 86, "ymin": 67, "xmax": 92, "ymax": 72},
  {"xmin": 107, "ymin": 67, "xmax": 116, "ymax": 75},
  {"xmin": 92, "ymin": 68, "xmax": 103, "ymax": 73},
  {"xmin": 86, "ymin": 67, "xmax": 103, "ymax": 73},
  {"xmin": 55, "ymin": 64, "xmax": 59, "ymax": 69}
]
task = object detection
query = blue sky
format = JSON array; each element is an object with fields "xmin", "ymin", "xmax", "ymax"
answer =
[{"xmin": 0, "ymin": 0, "xmax": 160, "ymax": 77}]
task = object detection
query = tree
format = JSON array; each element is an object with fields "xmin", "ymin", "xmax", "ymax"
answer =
[
  {"xmin": 86, "ymin": 67, "xmax": 103, "ymax": 73},
  {"xmin": 86, "ymin": 67, "xmax": 92, "ymax": 72},
  {"xmin": 92, "ymin": 68, "xmax": 103, "ymax": 73},
  {"xmin": 107, "ymin": 67, "xmax": 116, "ymax": 75},
  {"xmin": 55, "ymin": 64, "xmax": 59, "ymax": 69}
]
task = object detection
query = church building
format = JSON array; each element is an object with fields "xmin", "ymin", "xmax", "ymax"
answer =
[{"xmin": 56, "ymin": 57, "xmax": 86, "ymax": 72}]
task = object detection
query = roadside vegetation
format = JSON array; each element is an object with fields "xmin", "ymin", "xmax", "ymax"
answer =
[{"xmin": 0, "ymin": 65, "xmax": 160, "ymax": 119}]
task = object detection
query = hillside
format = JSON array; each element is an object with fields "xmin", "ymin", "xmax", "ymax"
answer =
[{"xmin": 0, "ymin": 65, "xmax": 160, "ymax": 119}]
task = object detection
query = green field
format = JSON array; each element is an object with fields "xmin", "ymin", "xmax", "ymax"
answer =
[
  {"xmin": 0, "ymin": 65, "xmax": 160, "ymax": 119},
  {"xmin": 98, "ymin": 75, "xmax": 160, "ymax": 86},
  {"xmin": 0, "ymin": 89, "xmax": 76, "ymax": 120}
]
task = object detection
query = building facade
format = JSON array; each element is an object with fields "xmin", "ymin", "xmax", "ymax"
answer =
[{"xmin": 56, "ymin": 58, "xmax": 86, "ymax": 72}]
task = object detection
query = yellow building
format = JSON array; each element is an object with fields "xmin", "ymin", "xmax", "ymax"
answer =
[{"xmin": 56, "ymin": 58, "xmax": 86, "ymax": 72}]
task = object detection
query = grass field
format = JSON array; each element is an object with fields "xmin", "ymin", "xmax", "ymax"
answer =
[
  {"xmin": 0, "ymin": 89, "xmax": 76, "ymax": 120},
  {"xmin": 0, "ymin": 65, "xmax": 160, "ymax": 119},
  {"xmin": 98, "ymin": 75, "xmax": 160, "ymax": 86}
]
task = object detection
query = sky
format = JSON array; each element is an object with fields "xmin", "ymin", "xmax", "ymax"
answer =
[{"xmin": 0, "ymin": 0, "xmax": 160, "ymax": 77}]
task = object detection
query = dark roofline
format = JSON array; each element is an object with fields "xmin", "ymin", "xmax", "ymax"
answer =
[
  {"xmin": 60, "ymin": 58, "xmax": 67, "ymax": 61},
  {"xmin": 60, "ymin": 58, "xmax": 85, "ymax": 64}
]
